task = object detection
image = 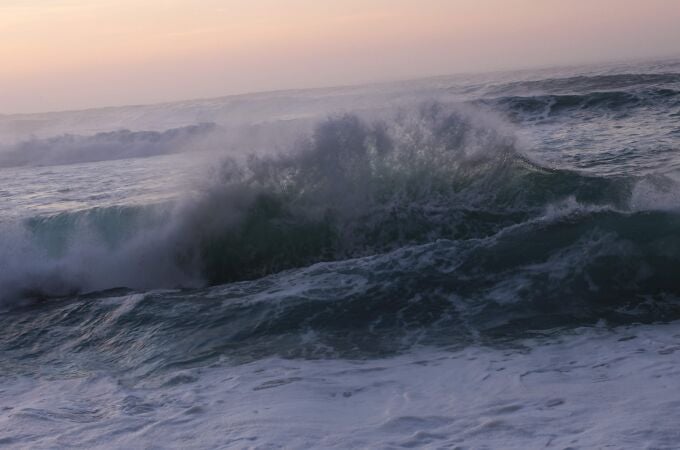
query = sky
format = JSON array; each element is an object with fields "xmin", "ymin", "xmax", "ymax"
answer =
[{"xmin": 1, "ymin": 0, "xmax": 680, "ymax": 114}]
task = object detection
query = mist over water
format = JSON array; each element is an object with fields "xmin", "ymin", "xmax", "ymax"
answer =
[{"xmin": 2, "ymin": 59, "xmax": 680, "ymax": 448}]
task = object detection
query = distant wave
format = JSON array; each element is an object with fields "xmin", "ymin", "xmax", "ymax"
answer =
[
  {"xmin": 477, "ymin": 88, "xmax": 680, "ymax": 121},
  {"xmin": 0, "ymin": 123, "xmax": 217, "ymax": 168},
  {"xmin": 486, "ymin": 72, "xmax": 680, "ymax": 96}
]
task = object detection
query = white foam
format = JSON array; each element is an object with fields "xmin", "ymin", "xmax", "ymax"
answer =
[{"xmin": 3, "ymin": 322, "xmax": 680, "ymax": 448}]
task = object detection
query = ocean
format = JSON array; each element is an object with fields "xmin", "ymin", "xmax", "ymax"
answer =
[{"xmin": 2, "ymin": 58, "xmax": 680, "ymax": 448}]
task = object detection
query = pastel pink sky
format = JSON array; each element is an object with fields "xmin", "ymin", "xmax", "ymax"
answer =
[{"xmin": 2, "ymin": 0, "xmax": 679, "ymax": 114}]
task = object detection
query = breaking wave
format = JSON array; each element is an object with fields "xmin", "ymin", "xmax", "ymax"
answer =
[{"xmin": 2, "ymin": 103, "xmax": 680, "ymax": 344}]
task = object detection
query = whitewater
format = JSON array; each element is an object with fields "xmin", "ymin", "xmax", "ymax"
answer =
[{"xmin": 2, "ymin": 58, "xmax": 680, "ymax": 448}]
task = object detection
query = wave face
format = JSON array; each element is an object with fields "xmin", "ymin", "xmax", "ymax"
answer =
[{"xmin": 5, "ymin": 206, "xmax": 680, "ymax": 369}]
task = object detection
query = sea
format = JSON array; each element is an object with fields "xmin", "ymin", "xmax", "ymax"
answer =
[{"xmin": 2, "ymin": 58, "xmax": 680, "ymax": 448}]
